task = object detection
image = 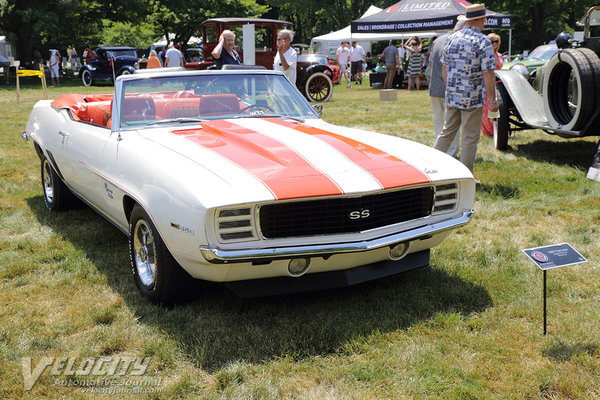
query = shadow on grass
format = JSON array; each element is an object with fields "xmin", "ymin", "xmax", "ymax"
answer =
[
  {"xmin": 510, "ymin": 139, "xmax": 597, "ymax": 170},
  {"xmin": 28, "ymin": 196, "xmax": 492, "ymax": 371},
  {"xmin": 542, "ymin": 341, "xmax": 598, "ymax": 362}
]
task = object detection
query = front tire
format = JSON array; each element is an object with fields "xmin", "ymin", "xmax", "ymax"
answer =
[
  {"xmin": 304, "ymin": 72, "xmax": 333, "ymax": 102},
  {"xmin": 81, "ymin": 69, "xmax": 93, "ymax": 87},
  {"xmin": 128, "ymin": 205, "xmax": 195, "ymax": 305},
  {"xmin": 493, "ymin": 83, "xmax": 511, "ymax": 151},
  {"xmin": 41, "ymin": 155, "xmax": 76, "ymax": 211}
]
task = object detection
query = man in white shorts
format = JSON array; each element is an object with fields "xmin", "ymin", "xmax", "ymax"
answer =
[{"xmin": 336, "ymin": 41, "xmax": 350, "ymax": 86}]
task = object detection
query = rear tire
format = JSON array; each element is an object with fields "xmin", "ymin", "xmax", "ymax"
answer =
[
  {"xmin": 128, "ymin": 204, "xmax": 195, "ymax": 305},
  {"xmin": 304, "ymin": 72, "xmax": 333, "ymax": 102},
  {"xmin": 41, "ymin": 155, "xmax": 76, "ymax": 211},
  {"xmin": 542, "ymin": 48, "xmax": 600, "ymax": 131},
  {"xmin": 493, "ymin": 83, "xmax": 511, "ymax": 151}
]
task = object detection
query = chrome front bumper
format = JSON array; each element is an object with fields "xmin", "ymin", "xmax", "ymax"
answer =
[{"xmin": 200, "ymin": 210, "xmax": 474, "ymax": 263}]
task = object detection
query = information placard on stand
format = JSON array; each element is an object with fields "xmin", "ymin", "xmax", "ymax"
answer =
[{"xmin": 522, "ymin": 243, "xmax": 587, "ymax": 335}]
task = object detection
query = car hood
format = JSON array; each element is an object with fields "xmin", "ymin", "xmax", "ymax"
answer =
[{"xmin": 138, "ymin": 117, "xmax": 472, "ymax": 201}]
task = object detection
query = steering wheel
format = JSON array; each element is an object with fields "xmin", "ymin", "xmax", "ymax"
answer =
[{"xmin": 238, "ymin": 104, "xmax": 275, "ymax": 114}]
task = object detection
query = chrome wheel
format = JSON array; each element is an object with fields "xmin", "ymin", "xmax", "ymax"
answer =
[
  {"xmin": 133, "ymin": 219, "xmax": 157, "ymax": 288},
  {"xmin": 42, "ymin": 159, "xmax": 54, "ymax": 205}
]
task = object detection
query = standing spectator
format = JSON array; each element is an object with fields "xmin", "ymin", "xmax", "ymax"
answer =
[
  {"xmin": 481, "ymin": 33, "xmax": 504, "ymax": 137},
  {"xmin": 349, "ymin": 41, "xmax": 366, "ymax": 84},
  {"xmin": 429, "ymin": 20, "xmax": 465, "ymax": 157},
  {"xmin": 336, "ymin": 41, "xmax": 350, "ymax": 87},
  {"xmin": 433, "ymin": 4, "xmax": 498, "ymax": 173},
  {"xmin": 404, "ymin": 36, "xmax": 422, "ymax": 90},
  {"xmin": 273, "ymin": 29, "xmax": 297, "ymax": 83},
  {"xmin": 84, "ymin": 47, "xmax": 94, "ymax": 63},
  {"xmin": 147, "ymin": 50, "xmax": 162, "ymax": 69},
  {"xmin": 0, "ymin": 54, "xmax": 10, "ymax": 84},
  {"xmin": 379, "ymin": 40, "xmax": 399, "ymax": 89},
  {"xmin": 165, "ymin": 44, "xmax": 184, "ymax": 67},
  {"xmin": 158, "ymin": 48, "xmax": 167, "ymax": 66},
  {"xmin": 69, "ymin": 46, "xmax": 79, "ymax": 71},
  {"xmin": 397, "ymin": 40, "xmax": 407, "ymax": 67},
  {"xmin": 212, "ymin": 30, "xmax": 241, "ymax": 69},
  {"xmin": 48, "ymin": 49, "xmax": 60, "ymax": 86}
]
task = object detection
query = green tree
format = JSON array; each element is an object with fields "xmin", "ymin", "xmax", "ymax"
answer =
[{"xmin": 146, "ymin": 0, "xmax": 268, "ymax": 49}]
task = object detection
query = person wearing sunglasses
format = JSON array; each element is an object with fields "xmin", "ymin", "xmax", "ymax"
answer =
[
  {"xmin": 273, "ymin": 29, "xmax": 297, "ymax": 83},
  {"xmin": 481, "ymin": 33, "xmax": 504, "ymax": 137}
]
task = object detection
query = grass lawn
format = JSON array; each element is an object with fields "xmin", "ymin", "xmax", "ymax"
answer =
[{"xmin": 1, "ymin": 76, "xmax": 599, "ymax": 399}]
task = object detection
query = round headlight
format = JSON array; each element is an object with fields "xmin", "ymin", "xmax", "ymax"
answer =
[{"xmin": 510, "ymin": 63, "xmax": 530, "ymax": 80}]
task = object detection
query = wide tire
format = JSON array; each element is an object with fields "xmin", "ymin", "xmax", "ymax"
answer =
[
  {"xmin": 81, "ymin": 69, "xmax": 93, "ymax": 87},
  {"xmin": 542, "ymin": 48, "xmax": 600, "ymax": 131},
  {"xmin": 304, "ymin": 72, "xmax": 333, "ymax": 102},
  {"xmin": 128, "ymin": 204, "xmax": 195, "ymax": 305},
  {"xmin": 493, "ymin": 82, "xmax": 511, "ymax": 151},
  {"xmin": 41, "ymin": 155, "xmax": 76, "ymax": 211}
]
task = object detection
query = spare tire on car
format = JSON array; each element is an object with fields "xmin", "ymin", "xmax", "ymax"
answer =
[{"xmin": 542, "ymin": 48, "xmax": 600, "ymax": 131}]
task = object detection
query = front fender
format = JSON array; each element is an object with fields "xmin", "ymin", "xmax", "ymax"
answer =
[
  {"xmin": 495, "ymin": 69, "xmax": 547, "ymax": 127},
  {"xmin": 304, "ymin": 64, "xmax": 333, "ymax": 78},
  {"xmin": 118, "ymin": 66, "xmax": 136, "ymax": 75}
]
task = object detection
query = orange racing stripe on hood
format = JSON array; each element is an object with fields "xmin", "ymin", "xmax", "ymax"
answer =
[
  {"xmin": 171, "ymin": 120, "xmax": 343, "ymax": 200},
  {"xmin": 266, "ymin": 118, "xmax": 430, "ymax": 188}
]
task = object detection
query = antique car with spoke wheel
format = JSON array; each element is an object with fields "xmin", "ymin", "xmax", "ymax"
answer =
[
  {"xmin": 23, "ymin": 68, "xmax": 475, "ymax": 305},
  {"xmin": 493, "ymin": 6, "xmax": 600, "ymax": 152}
]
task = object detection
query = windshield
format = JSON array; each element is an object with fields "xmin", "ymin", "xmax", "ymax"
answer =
[
  {"xmin": 119, "ymin": 73, "xmax": 318, "ymax": 129},
  {"xmin": 527, "ymin": 45, "xmax": 558, "ymax": 61},
  {"xmin": 106, "ymin": 49, "xmax": 137, "ymax": 58}
]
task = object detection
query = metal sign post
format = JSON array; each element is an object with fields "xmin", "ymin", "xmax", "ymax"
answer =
[{"xmin": 522, "ymin": 243, "xmax": 587, "ymax": 335}]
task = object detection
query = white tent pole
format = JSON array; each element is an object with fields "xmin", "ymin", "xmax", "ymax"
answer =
[{"xmin": 508, "ymin": 29, "xmax": 512, "ymax": 60}]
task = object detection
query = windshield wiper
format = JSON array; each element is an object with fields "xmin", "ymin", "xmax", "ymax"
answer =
[
  {"xmin": 147, "ymin": 117, "xmax": 206, "ymax": 126},
  {"xmin": 233, "ymin": 114, "xmax": 305, "ymax": 123}
]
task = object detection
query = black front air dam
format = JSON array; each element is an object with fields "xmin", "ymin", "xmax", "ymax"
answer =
[{"xmin": 223, "ymin": 249, "xmax": 430, "ymax": 298}]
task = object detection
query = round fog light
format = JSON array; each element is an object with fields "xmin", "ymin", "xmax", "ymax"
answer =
[
  {"xmin": 288, "ymin": 258, "xmax": 310, "ymax": 277},
  {"xmin": 389, "ymin": 242, "xmax": 410, "ymax": 260}
]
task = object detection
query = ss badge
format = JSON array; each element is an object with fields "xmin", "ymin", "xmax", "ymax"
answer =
[{"xmin": 349, "ymin": 209, "xmax": 370, "ymax": 220}]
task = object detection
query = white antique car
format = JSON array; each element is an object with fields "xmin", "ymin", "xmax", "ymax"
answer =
[{"xmin": 23, "ymin": 67, "xmax": 475, "ymax": 304}]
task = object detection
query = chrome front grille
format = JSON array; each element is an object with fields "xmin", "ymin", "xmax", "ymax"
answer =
[
  {"xmin": 433, "ymin": 183, "xmax": 459, "ymax": 214},
  {"xmin": 216, "ymin": 207, "xmax": 257, "ymax": 242}
]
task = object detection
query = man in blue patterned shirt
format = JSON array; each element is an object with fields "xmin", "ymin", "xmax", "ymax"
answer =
[{"xmin": 433, "ymin": 4, "xmax": 498, "ymax": 173}]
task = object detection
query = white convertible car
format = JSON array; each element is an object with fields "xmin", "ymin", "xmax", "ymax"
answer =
[{"xmin": 23, "ymin": 67, "xmax": 475, "ymax": 304}]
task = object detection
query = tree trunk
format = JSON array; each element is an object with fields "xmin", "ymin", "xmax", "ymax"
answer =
[{"xmin": 529, "ymin": 1, "xmax": 546, "ymax": 48}]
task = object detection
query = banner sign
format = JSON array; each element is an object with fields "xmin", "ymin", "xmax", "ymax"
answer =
[{"xmin": 522, "ymin": 243, "xmax": 587, "ymax": 270}]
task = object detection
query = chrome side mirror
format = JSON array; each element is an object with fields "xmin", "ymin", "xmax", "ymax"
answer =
[
  {"xmin": 313, "ymin": 104, "xmax": 323, "ymax": 116},
  {"xmin": 21, "ymin": 131, "xmax": 29, "ymax": 141}
]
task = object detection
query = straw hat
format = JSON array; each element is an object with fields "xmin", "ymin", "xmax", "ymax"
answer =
[{"xmin": 457, "ymin": 4, "xmax": 495, "ymax": 21}]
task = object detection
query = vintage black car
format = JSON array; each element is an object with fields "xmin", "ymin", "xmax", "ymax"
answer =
[{"xmin": 80, "ymin": 46, "xmax": 139, "ymax": 86}]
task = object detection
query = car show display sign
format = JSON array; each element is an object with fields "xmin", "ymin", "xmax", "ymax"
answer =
[
  {"xmin": 522, "ymin": 243, "xmax": 587, "ymax": 270},
  {"xmin": 522, "ymin": 243, "xmax": 587, "ymax": 335}
]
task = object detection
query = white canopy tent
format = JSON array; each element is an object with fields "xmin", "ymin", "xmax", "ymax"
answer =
[
  {"xmin": 311, "ymin": 6, "xmax": 439, "ymax": 58},
  {"xmin": 151, "ymin": 34, "xmax": 202, "ymax": 49}
]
